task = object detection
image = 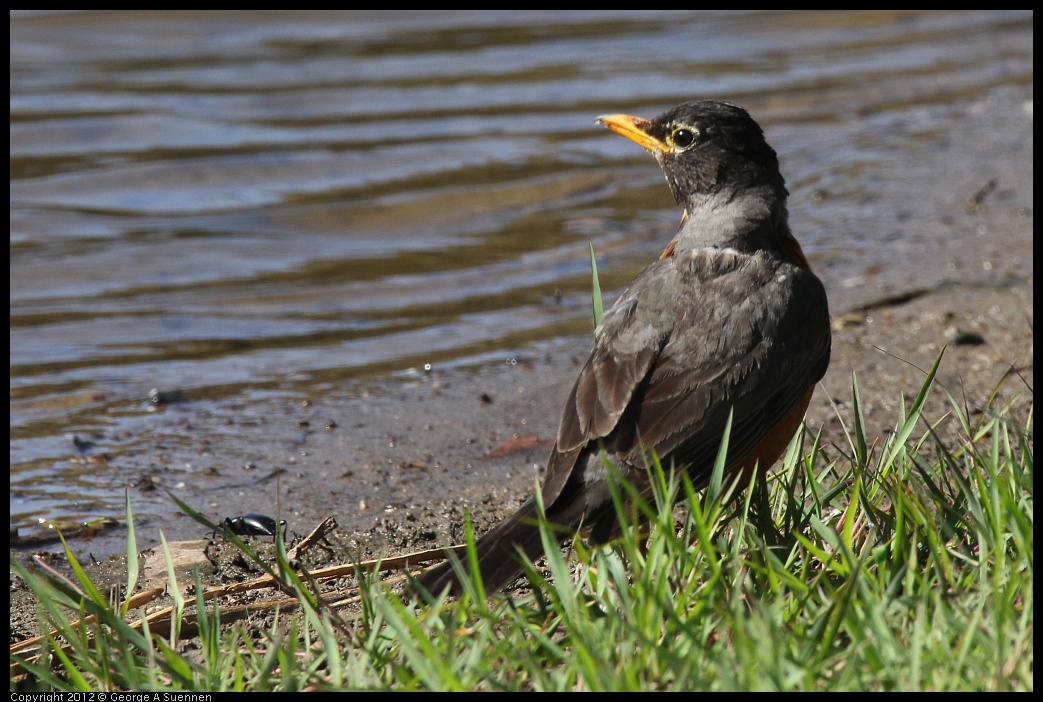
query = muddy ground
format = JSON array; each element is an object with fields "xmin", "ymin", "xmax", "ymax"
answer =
[{"xmin": 10, "ymin": 270, "xmax": 1033, "ymax": 647}]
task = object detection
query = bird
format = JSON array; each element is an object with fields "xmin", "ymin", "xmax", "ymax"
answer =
[{"xmin": 414, "ymin": 100, "xmax": 831, "ymax": 597}]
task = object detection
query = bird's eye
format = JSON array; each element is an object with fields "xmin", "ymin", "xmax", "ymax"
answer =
[{"xmin": 671, "ymin": 127, "xmax": 697, "ymax": 150}]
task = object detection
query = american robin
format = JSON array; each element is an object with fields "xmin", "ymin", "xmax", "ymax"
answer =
[{"xmin": 416, "ymin": 100, "xmax": 831, "ymax": 596}]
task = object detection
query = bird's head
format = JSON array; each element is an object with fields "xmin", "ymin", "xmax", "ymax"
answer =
[{"xmin": 597, "ymin": 100, "xmax": 787, "ymax": 207}]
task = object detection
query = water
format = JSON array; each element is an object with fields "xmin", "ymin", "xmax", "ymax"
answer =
[{"xmin": 10, "ymin": 10, "xmax": 1033, "ymax": 546}]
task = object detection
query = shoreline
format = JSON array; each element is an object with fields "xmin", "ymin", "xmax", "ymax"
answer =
[
  {"xmin": 10, "ymin": 273, "xmax": 1033, "ymax": 642},
  {"xmin": 9, "ymin": 82, "xmax": 1034, "ymax": 639}
]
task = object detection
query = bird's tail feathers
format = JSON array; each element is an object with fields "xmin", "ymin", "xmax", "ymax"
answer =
[{"xmin": 412, "ymin": 497, "xmax": 564, "ymax": 597}]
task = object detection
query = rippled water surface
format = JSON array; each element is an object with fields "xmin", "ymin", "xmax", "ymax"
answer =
[{"xmin": 10, "ymin": 10, "xmax": 1033, "ymax": 538}]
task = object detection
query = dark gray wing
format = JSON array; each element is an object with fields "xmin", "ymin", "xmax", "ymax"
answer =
[{"xmin": 542, "ymin": 248, "xmax": 830, "ymax": 506}]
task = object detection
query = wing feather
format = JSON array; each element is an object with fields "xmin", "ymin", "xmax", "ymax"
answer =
[{"xmin": 542, "ymin": 248, "xmax": 830, "ymax": 507}]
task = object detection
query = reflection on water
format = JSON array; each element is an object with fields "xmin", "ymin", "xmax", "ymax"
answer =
[{"xmin": 9, "ymin": 10, "xmax": 1033, "ymax": 535}]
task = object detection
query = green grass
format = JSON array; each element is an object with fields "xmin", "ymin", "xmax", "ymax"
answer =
[{"xmin": 10, "ymin": 361, "xmax": 1033, "ymax": 691}]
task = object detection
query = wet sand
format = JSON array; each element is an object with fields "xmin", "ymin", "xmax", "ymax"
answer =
[{"xmin": 9, "ymin": 274, "xmax": 1032, "ymax": 642}]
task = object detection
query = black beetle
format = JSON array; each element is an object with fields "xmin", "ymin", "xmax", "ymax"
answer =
[{"xmin": 221, "ymin": 514, "xmax": 286, "ymax": 539}]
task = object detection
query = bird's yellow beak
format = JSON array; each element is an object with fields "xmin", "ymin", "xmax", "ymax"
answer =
[{"xmin": 596, "ymin": 113, "xmax": 666, "ymax": 154}]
